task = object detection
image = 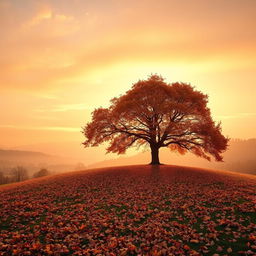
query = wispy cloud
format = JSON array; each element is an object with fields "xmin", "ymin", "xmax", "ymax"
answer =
[
  {"xmin": 23, "ymin": 6, "xmax": 77, "ymax": 30},
  {"xmin": 1, "ymin": 0, "xmax": 256, "ymax": 92},
  {"xmin": 24, "ymin": 7, "xmax": 53, "ymax": 27},
  {"xmin": 0, "ymin": 125, "xmax": 80, "ymax": 132},
  {"xmin": 35, "ymin": 103, "xmax": 92, "ymax": 112},
  {"xmin": 217, "ymin": 113, "xmax": 256, "ymax": 120}
]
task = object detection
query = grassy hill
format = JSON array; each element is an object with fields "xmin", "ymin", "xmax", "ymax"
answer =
[{"xmin": 0, "ymin": 165, "xmax": 256, "ymax": 255}]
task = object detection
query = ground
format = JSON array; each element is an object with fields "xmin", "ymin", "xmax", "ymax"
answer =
[{"xmin": 0, "ymin": 165, "xmax": 256, "ymax": 255}]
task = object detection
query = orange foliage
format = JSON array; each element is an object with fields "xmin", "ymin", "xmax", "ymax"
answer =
[
  {"xmin": 0, "ymin": 165, "xmax": 255, "ymax": 255},
  {"xmin": 83, "ymin": 75, "xmax": 229, "ymax": 164}
]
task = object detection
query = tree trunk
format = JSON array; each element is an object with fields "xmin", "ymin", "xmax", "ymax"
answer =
[{"xmin": 150, "ymin": 145, "xmax": 160, "ymax": 165}]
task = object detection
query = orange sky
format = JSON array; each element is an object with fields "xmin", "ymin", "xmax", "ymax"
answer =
[{"xmin": 1, "ymin": 0, "xmax": 256, "ymax": 149}]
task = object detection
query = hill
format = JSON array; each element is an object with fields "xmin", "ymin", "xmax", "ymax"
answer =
[
  {"xmin": 0, "ymin": 165, "xmax": 255, "ymax": 255},
  {"xmin": 0, "ymin": 149, "xmax": 58, "ymax": 162},
  {"xmin": 0, "ymin": 149, "xmax": 76, "ymax": 176},
  {"xmin": 12, "ymin": 141, "xmax": 115, "ymax": 166}
]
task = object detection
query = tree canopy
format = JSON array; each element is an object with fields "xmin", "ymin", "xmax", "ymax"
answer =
[{"xmin": 83, "ymin": 75, "xmax": 229, "ymax": 164}]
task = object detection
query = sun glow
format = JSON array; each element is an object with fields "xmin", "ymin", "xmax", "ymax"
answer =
[{"xmin": 0, "ymin": 0, "xmax": 255, "ymax": 149}]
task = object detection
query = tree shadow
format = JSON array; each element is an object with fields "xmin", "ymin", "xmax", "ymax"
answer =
[{"xmin": 150, "ymin": 164, "xmax": 161, "ymax": 182}]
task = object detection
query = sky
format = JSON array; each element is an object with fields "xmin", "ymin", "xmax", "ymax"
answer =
[{"xmin": 1, "ymin": 0, "xmax": 256, "ymax": 150}]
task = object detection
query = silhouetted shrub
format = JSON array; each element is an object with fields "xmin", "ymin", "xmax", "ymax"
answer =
[{"xmin": 33, "ymin": 168, "xmax": 50, "ymax": 178}]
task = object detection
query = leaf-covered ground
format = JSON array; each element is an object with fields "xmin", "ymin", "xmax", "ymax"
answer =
[{"xmin": 0, "ymin": 165, "xmax": 256, "ymax": 255}]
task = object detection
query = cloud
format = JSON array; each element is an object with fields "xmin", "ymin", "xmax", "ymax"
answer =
[
  {"xmin": 24, "ymin": 7, "xmax": 52, "ymax": 27},
  {"xmin": 35, "ymin": 104, "xmax": 92, "ymax": 112},
  {"xmin": 1, "ymin": 0, "xmax": 256, "ymax": 93},
  {"xmin": 0, "ymin": 124, "xmax": 80, "ymax": 132},
  {"xmin": 1, "ymin": 0, "xmax": 255, "ymax": 146},
  {"xmin": 23, "ymin": 6, "xmax": 78, "ymax": 35},
  {"xmin": 217, "ymin": 113, "xmax": 256, "ymax": 120}
]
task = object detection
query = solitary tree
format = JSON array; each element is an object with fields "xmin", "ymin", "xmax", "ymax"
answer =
[{"xmin": 82, "ymin": 75, "xmax": 228, "ymax": 164}]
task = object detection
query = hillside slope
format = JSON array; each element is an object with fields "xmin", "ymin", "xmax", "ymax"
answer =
[{"xmin": 0, "ymin": 165, "xmax": 256, "ymax": 255}]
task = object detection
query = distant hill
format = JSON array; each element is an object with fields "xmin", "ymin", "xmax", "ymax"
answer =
[
  {"xmin": 7, "ymin": 138, "xmax": 256, "ymax": 175},
  {"xmin": 88, "ymin": 139, "xmax": 256, "ymax": 175},
  {"xmin": 0, "ymin": 149, "xmax": 75, "ymax": 175},
  {"xmin": 0, "ymin": 149, "xmax": 55, "ymax": 161},
  {"xmin": 12, "ymin": 141, "xmax": 116, "ymax": 165}
]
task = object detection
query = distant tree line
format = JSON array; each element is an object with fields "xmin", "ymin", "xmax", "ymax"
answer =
[{"xmin": 0, "ymin": 167, "xmax": 51, "ymax": 185}]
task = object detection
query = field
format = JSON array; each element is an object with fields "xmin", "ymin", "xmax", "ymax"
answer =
[{"xmin": 0, "ymin": 165, "xmax": 256, "ymax": 255}]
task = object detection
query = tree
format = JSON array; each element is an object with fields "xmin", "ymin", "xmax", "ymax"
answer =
[
  {"xmin": 0, "ymin": 172, "xmax": 10, "ymax": 185},
  {"xmin": 33, "ymin": 168, "xmax": 50, "ymax": 178},
  {"xmin": 82, "ymin": 75, "xmax": 229, "ymax": 165},
  {"xmin": 0, "ymin": 171, "xmax": 4, "ymax": 184},
  {"xmin": 11, "ymin": 166, "xmax": 28, "ymax": 182}
]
